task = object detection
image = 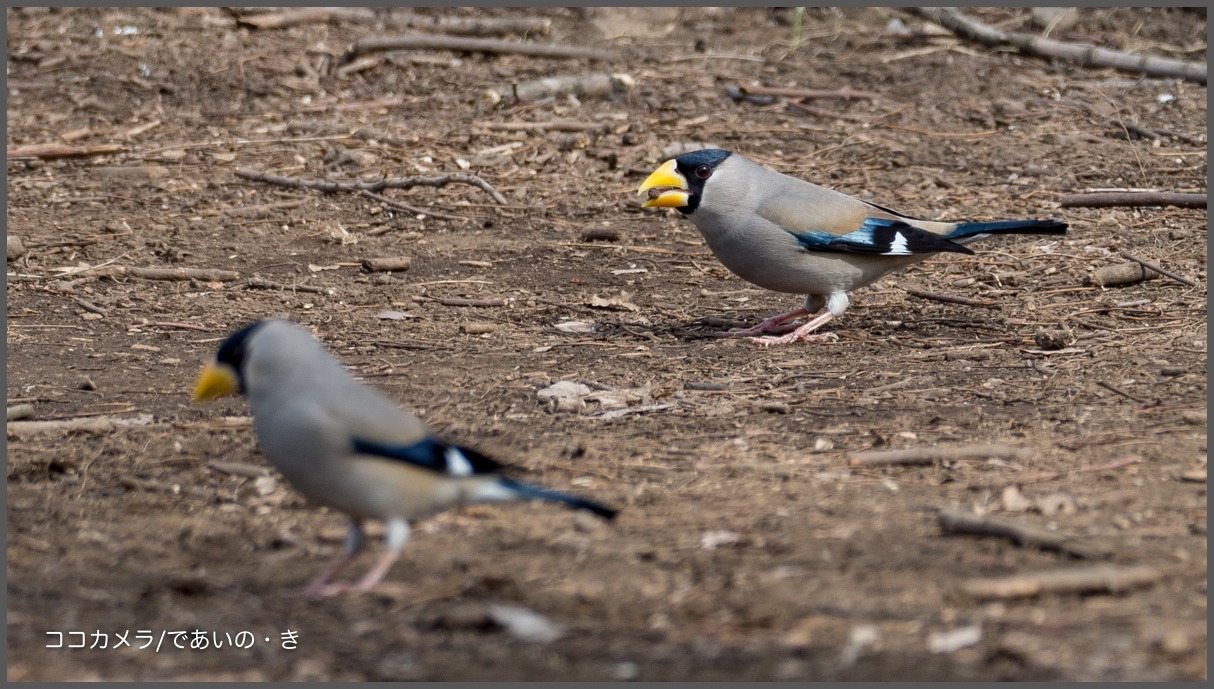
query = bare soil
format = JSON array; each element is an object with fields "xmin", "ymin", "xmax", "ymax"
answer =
[{"xmin": 6, "ymin": 7, "xmax": 1207, "ymax": 681}]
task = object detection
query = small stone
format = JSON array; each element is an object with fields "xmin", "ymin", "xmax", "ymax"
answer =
[
  {"xmin": 7, "ymin": 235, "xmax": 25, "ymax": 261},
  {"xmin": 610, "ymin": 661, "xmax": 640, "ymax": 681},
  {"xmin": 1034, "ymin": 328, "xmax": 1073, "ymax": 351}
]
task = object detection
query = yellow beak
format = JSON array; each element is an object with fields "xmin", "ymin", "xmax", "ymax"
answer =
[
  {"xmin": 192, "ymin": 361, "xmax": 240, "ymax": 401},
  {"xmin": 637, "ymin": 159, "xmax": 690, "ymax": 208}
]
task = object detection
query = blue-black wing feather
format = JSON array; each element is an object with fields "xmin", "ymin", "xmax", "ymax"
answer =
[
  {"xmin": 789, "ymin": 218, "xmax": 973, "ymax": 256},
  {"xmin": 350, "ymin": 436, "xmax": 503, "ymax": 475}
]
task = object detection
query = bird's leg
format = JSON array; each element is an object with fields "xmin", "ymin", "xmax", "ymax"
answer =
[
  {"xmin": 302, "ymin": 518, "xmax": 366, "ymax": 597},
  {"xmin": 718, "ymin": 306, "xmax": 809, "ymax": 337},
  {"xmin": 351, "ymin": 518, "xmax": 411, "ymax": 592},
  {"xmin": 747, "ymin": 293, "xmax": 845, "ymax": 346},
  {"xmin": 748, "ymin": 311, "xmax": 839, "ymax": 346}
]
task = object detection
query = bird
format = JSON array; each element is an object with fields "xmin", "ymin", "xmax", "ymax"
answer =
[
  {"xmin": 192, "ymin": 318, "xmax": 618, "ymax": 596},
  {"xmin": 637, "ymin": 149, "xmax": 1068, "ymax": 345}
]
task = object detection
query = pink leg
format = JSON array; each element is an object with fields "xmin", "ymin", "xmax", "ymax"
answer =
[
  {"xmin": 351, "ymin": 519, "xmax": 411, "ymax": 592},
  {"xmin": 718, "ymin": 306, "xmax": 809, "ymax": 337},
  {"xmin": 301, "ymin": 555, "xmax": 357, "ymax": 596},
  {"xmin": 747, "ymin": 311, "xmax": 839, "ymax": 346},
  {"xmin": 300, "ymin": 518, "xmax": 365, "ymax": 597}
]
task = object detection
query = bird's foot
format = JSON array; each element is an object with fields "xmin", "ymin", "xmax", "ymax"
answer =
[
  {"xmin": 717, "ymin": 309, "xmax": 810, "ymax": 337},
  {"xmin": 745, "ymin": 312, "xmax": 837, "ymax": 346}
]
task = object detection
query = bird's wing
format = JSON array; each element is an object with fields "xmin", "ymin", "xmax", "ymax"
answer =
[
  {"xmin": 788, "ymin": 217, "xmax": 974, "ymax": 256},
  {"xmin": 751, "ymin": 178, "xmax": 971, "ymax": 255},
  {"xmin": 349, "ymin": 436, "xmax": 504, "ymax": 476}
]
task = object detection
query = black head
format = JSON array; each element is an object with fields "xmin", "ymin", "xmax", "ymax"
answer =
[
  {"xmin": 214, "ymin": 320, "xmax": 269, "ymax": 393},
  {"xmin": 671, "ymin": 149, "xmax": 731, "ymax": 214}
]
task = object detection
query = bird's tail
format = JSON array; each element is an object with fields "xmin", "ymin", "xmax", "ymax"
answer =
[
  {"xmin": 494, "ymin": 477, "xmax": 619, "ymax": 520},
  {"xmin": 947, "ymin": 219, "xmax": 1068, "ymax": 242}
]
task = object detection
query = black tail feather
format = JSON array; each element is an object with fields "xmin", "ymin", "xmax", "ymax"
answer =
[
  {"xmin": 949, "ymin": 219, "xmax": 1068, "ymax": 239},
  {"xmin": 498, "ymin": 477, "xmax": 619, "ymax": 520}
]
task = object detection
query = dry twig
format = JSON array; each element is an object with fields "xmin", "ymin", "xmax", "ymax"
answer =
[
  {"xmin": 1059, "ymin": 192, "xmax": 1206, "ymax": 209},
  {"xmin": 7, "ymin": 414, "xmax": 156, "ymax": 437},
  {"xmin": 234, "ymin": 167, "xmax": 508, "ymax": 206},
  {"xmin": 737, "ymin": 85, "xmax": 880, "ymax": 101},
  {"xmin": 53, "ymin": 265, "xmax": 241, "ymax": 282},
  {"xmin": 1118, "ymin": 251, "xmax": 1199, "ymax": 287},
  {"xmin": 911, "ymin": 7, "xmax": 1206, "ymax": 84},
  {"xmin": 345, "ymin": 34, "xmax": 616, "ymax": 62},
  {"xmin": 937, "ymin": 507, "xmax": 1112, "ymax": 559},
  {"xmin": 7, "ymin": 143, "xmax": 124, "ymax": 159},
  {"xmin": 848, "ymin": 443, "xmax": 1032, "ymax": 466},
  {"xmin": 959, "ymin": 564, "xmax": 1161, "ymax": 599}
]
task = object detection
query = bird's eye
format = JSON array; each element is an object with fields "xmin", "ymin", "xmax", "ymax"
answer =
[{"xmin": 695, "ymin": 165, "xmax": 713, "ymax": 180}]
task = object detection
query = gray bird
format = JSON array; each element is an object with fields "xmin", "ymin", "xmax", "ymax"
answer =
[
  {"xmin": 637, "ymin": 149, "xmax": 1067, "ymax": 345},
  {"xmin": 192, "ymin": 319, "xmax": 617, "ymax": 596}
]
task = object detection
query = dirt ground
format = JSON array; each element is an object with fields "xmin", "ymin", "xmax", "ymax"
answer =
[{"xmin": 6, "ymin": 7, "xmax": 1207, "ymax": 681}]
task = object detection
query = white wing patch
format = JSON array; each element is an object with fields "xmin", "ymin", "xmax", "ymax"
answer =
[
  {"xmin": 444, "ymin": 446, "xmax": 474, "ymax": 476},
  {"xmin": 885, "ymin": 231, "xmax": 911, "ymax": 256}
]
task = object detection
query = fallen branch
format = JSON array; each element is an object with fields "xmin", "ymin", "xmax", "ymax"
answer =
[
  {"xmin": 937, "ymin": 507, "xmax": 1112, "ymax": 559},
  {"xmin": 7, "ymin": 143, "xmax": 124, "ymax": 159},
  {"xmin": 53, "ymin": 265, "xmax": 241, "ymax": 281},
  {"xmin": 959, "ymin": 564, "xmax": 1161, "ymax": 600},
  {"xmin": 737, "ymin": 85, "xmax": 880, "ymax": 101},
  {"xmin": 345, "ymin": 34, "xmax": 616, "ymax": 62},
  {"xmin": 1118, "ymin": 251, "xmax": 1199, "ymax": 287},
  {"xmin": 127, "ymin": 267, "xmax": 240, "ymax": 281},
  {"xmin": 911, "ymin": 7, "xmax": 1207, "ymax": 84},
  {"xmin": 848, "ymin": 443, "xmax": 1032, "ymax": 466},
  {"xmin": 234, "ymin": 167, "xmax": 508, "ymax": 206},
  {"xmin": 7, "ymin": 413, "xmax": 156, "ymax": 437},
  {"xmin": 1059, "ymin": 192, "xmax": 1206, "ymax": 209},
  {"xmin": 905, "ymin": 288, "xmax": 1000, "ymax": 309}
]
